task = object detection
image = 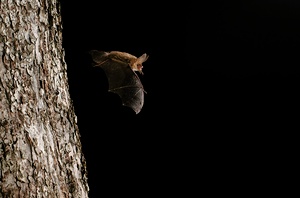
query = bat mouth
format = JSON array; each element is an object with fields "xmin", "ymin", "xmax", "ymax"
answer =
[{"xmin": 137, "ymin": 64, "xmax": 143, "ymax": 74}]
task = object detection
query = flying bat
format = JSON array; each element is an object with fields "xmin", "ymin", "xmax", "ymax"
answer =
[{"xmin": 89, "ymin": 50, "xmax": 149, "ymax": 114}]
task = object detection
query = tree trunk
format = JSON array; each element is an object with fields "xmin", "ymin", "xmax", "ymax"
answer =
[{"xmin": 0, "ymin": 0, "xmax": 89, "ymax": 197}]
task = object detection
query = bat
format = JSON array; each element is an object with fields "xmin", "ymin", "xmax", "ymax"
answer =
[{"xmin": 89, "ymin": 50, "xmax": 149, "ymax": 114}]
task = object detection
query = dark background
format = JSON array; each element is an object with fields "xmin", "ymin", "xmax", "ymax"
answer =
[{"xmin": 60, "ymin": 1, "xmax": 298, "ymax": 197}]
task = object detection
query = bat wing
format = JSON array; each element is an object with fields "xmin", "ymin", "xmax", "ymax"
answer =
[{"xmin": 90, "ymin": 51, "xmax": 144, "ymax": 114}]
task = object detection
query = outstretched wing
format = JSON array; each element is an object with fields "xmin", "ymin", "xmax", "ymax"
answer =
[{"xmin": 90, "ymin": 50, "xmax": 144, "ymax": 114}]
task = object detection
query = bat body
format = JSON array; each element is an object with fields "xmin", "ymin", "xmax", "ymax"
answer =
[{"xmin": 89, "ymin": 50, "xmax": 149, "ymax": 114}]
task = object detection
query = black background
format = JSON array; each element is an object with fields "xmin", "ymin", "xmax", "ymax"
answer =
[{"xmin": 60, "ymin": 1, "xmax": 298, "ymax": 197}]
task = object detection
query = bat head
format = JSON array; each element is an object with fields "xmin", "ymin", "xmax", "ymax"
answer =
[{"xmin": 135, "ymin": 53, "xmax": 149, "ymax": 75}]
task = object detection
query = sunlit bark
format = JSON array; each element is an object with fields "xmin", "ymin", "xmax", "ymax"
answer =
[{"xmin": 0, "ymin": 0, "xmax": 89, "ymax": 197}]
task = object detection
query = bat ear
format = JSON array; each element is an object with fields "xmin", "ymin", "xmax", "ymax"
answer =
[{"xmin": 137, "ymin": 53, "xmax": 149, "ymax": 63}]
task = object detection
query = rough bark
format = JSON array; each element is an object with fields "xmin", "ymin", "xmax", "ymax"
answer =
[{"xmin": 0, "ymin": 0, "xmax": 89, "ymax": 197}]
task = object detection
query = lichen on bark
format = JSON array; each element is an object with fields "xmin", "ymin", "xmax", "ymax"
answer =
[{"xmin": 0, "ymin": 0, "xmax": 89, "ymax": 197}]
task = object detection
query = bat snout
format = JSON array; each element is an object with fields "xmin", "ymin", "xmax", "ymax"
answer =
[
  {"xmin": 137, "ymin": 65, "xmax": 144, "ymax": 75},
  {"xmin": 137, "ymin": 64, "xmax": 143, "ymax": 70}
]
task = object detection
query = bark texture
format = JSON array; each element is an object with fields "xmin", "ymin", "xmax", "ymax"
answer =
[{"xmin": 0, "ymin": 0, "xmax": 89, "ymax": 197}]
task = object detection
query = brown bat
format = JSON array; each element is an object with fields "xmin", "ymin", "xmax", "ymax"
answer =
[{"xmin": 89, "ymin": 50, "xmax": 149, "ymax": 114}]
